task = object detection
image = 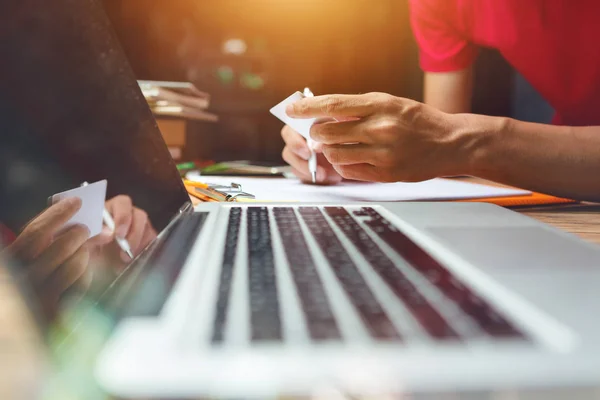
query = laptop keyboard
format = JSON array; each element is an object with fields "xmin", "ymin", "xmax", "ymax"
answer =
[
  {"xmin": 247, "ymin": 207, "xmax": 282, "ymax": 341},
  {"xmin": 211, "ymin": 208, "xmax": 242, "ymax": 342},
  {"xmin": 361, "ymin": 208, "xmax": 522, "ymax": 338},
  {"xmin": 210, "ymin": 206, "xmax": 524, "ymax": 344},
  {"xmin": 274, "ymin": 207, "xmax": 341, "ymax": 341},
  {"xmin": 299, "ymin": 207, "xmax": 400, "ymax": 340},
  {"xmin": 325, "ymin": 207, "xmax": 459, "ymax": 340}
]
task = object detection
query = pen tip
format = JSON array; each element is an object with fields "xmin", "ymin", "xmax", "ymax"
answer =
[
  {"xmin": 311, "ymin": 171, "xmax": 317, "ymax": 183},
  {"xmin": 126, "ymin": 250, "xmax": 134, "ymax": 259}
]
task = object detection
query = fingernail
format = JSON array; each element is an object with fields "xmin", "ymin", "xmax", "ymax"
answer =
[
  {"xmin": 116, "ymin": 225, "xmax": 128, "ymax": 239},
  {"xmin": 65, "ymin": 197, "xmax": 82, "ymax": 208},
  {"xmin": 82, "ymin": 225, "xmax": 91, "ymax": 238},
  {"xmin": 285, "ymin": 104, "xmax": 296, "ymax": 117},
  {"xmin": 317, "ymin": 168, "xmax": 326, "ymax": 182}
]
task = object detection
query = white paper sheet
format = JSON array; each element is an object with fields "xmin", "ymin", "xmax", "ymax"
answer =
[
  {"xmin": 193, "ymin": 176, "xmax": 530, "ymax": 202},
  {"xmin": 269, "ymin": 91, "xmax": 316, "ymax": 140},
  {"xmin": 50, "ymin": 179, "xmax": 107, "ymax": 237}
]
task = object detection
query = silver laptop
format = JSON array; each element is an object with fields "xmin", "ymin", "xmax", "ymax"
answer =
[
  {"xmin": 3, "ymin": 0, "xmax": 600, "ymax": 398},
  {"xmin": 94, "ymin": 200, "xmax": 600, "ymax": 398}
]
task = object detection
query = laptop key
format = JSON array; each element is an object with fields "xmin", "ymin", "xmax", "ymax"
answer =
[
  {"xmin": 325, "ymin": 207, "xmax": 460, "ymax": 340},
  {"xmin": 299, "ymin": 207, "xmax": 400, "ymax": 341},
  {"xmin": 212, "ymin": 207, "xmax": 242, "ymax": 343},
  {"xmin": 274, "ymin": 207, "xmax": 341, "ymax": 341},
  {"xmin": 362, "ymin": 208, "xmax": 524, "ymax": 339},
  {"xmin": 247, "ymin": 207, "xmax": 282, "ymax": 341}
]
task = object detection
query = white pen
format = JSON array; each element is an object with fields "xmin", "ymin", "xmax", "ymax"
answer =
[
  {"xmin": 303, "ymin": 87, "xmax": 318, "ymax": 183},
  {"xmin": 81, "ymin": 181, "xmax": 134, "ymax": 259},
  {"xmin": 102, "ymin": 208, "xmax": 134, "ymax": 259}
]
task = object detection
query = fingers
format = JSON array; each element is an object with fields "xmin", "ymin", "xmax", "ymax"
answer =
[
  {"xmin": 87, "ymin": 226, "xmax": 113, "ymax": 248},
  {"xmin": 106, "ymin": 195, "xmax": 133, "ymax": 239},
  {"xmin": 290, "ymin": 166, "xmax": 313, "ymax": 183},
  {"xmin": 124, "ymin": 208, "xmax": 149, "ymax": 260},
  {"xmin": 281, "ymin": 125, "xmax": 311, "ymax": 160},
  {"xmin": 283, "ymin": 143, "xmax": 344, "ymax": 185},
  {"xmin": 48, "ymin": 246, "xmax": 91, "ymax": 297},
  {"xmin": 286, "ymin": 93, "xmax": 379, "ymax": 119},
  {"xmin": 288, "ymin": 155, "xmax": 343, "ymax": 185},
  {"xmin": 310, "ymin": 119, "xmax": 368, "ymax": 145},
  {"xmin": 30, "ymin": 224, "xmax": 90, "ymax": 285},
  {"xmin": 282, "ymin": 145, "xmax": 311, "ymax": 178},
  {"xmin": 321, "ymin": 144, "xmax": 384, "ymax": 166},
  {"xmin": 333, "ymin": 164, "xmax": 383, "ymax": 182},
  {"xmin": 30, "ymin": 197, "xmax": 82, "ymax": 234},
  {"xmin": 14, "ymin": 197, "xmax": 83, "ymax": 260}
]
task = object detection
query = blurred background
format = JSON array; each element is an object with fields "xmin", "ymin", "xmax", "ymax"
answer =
[{"xmin": 102, "ymin": 0, "xmax": 554, "ymax": 163}]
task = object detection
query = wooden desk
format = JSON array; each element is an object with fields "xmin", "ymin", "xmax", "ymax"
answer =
[
  {"xmin": 520, "ymin": 204, "xmax": 600, "ymax": 245},
  {"xmin": 1, "ymin": 188, "xmax": 600, "ymax": 398},
  {"xmin": 463, "ymin": 176, "xmax": 600, "ymax": 245}
]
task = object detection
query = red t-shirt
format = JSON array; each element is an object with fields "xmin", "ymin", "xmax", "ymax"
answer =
[
  {"xmin": 0, "ymin": 224, "xmax": 15, "ymax": 246},
  {"xmin": 410, "ymin": 0, "xmax": 600, "ymax": 126}
]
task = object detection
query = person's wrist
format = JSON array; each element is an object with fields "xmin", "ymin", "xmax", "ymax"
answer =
[{"xmin": 446, "ymin": 113, "xmax": 509, "ymax": 176}]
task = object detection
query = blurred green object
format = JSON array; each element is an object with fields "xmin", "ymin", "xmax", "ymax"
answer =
[
  {"xmin": 240, "ymin": 71, "xmax": 265, "ymax": 90},
  {"xmin": 200, "ymin": 163, "xmax": 231, "ymax": 173},
  {"xmin": 176, "ymin": 162, "xmax": 196, "ymax": 171},
  {"xmin": 216, "ymin": 65, "xmax": 235, "ymax": 85},
  {"xmin": 199, "ymin": 161, "xmax": 290, "ymax": 176}
]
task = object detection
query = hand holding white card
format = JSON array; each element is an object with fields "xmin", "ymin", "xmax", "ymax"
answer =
[
  {"xmin": 50, "ymin": 180, "xmax": 107, "ymax": 237},
  {"xmin": 269, "ymin": 91, "xmax": 317, "ymax": 140}
]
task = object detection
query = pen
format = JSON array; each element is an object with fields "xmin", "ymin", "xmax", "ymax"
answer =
[
  {"xmin": 102, "ymin": 208, "xmax": 134, "ymax": 260},
  {"xmin": 303, "ymin": 87, "xmax": 317, "ymax": 183},
  {"xmin": 81, "ymin": 181, "xmax": 134, "ymax": 260}
]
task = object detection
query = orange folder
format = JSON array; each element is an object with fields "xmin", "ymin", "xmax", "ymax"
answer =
[{"xmin": 459, "ymin": 192, "xmax": 577, "ymax": 207}]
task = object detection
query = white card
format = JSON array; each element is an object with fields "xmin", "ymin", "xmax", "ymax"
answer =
[
  {"xmin": 269, "ymin": 91, "xmax": 317, "ymax": 140},
  {"xmin": 50, "ymin": 180, "xmax": 107, "ymax": 237}
]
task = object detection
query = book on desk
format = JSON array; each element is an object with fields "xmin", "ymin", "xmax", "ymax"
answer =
[{"xmin": 139, "ymin": 80, "xmax": 219, "ymax": 161}]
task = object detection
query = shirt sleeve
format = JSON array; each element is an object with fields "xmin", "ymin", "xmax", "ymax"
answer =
[
  {"xmin": 0, "ymin": 223, "xmax": 16, "ymax": 246},
  {"xmin": 409, "ymin": 0, "xmax": 478, "ymax": 72}
]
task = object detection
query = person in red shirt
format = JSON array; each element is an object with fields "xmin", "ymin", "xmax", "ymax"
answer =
[{"xmin": 280, "ymin": 0, "xmax": 600, "ymax": 201}]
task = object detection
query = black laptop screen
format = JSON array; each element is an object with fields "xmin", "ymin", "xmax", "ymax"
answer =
[
  {"xmin": 0, "ymin": 0, "xmax": 190, "ymax": 234},
  {"xmin": 0, "ymin": 1, "xmax": 195, "ymax": 395}
]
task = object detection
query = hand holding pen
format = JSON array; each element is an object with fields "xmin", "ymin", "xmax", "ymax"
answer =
[
  {"xmin": 82, "ymin": 182, "xmax": 156, "ymax": 262},
  {"xmin": 280, "ymin": 125, "xmax": 344, "ymax": 185},
  {"xmin": 103, "ymin": 195, "xmax": 157, "ymax": 262},
  {"xmin": 279, "ymin": 88, "xmax": 344, "ymax": 185}
]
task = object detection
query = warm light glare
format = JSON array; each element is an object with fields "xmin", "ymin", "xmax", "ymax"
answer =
[{"xmin": 223, "ymin": 38, "xmax": 247, "ymax": 55}]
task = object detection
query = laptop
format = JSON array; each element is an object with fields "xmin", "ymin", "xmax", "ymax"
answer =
[{"xmin": 3, "ymin": 0, "xmax": 600, "ymax": 399}]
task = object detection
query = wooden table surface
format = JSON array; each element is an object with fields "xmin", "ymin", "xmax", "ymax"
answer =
[
  {"xmin": 463, "ymin": 177, "xmax": 600, "ymax": 245},
  {"xmin": 520, "ymin": 203, "xmax": 600, "ymax": 244},
  {"xmin": 1, "ymin": 181, "xmax": 600, "ymax": 398}
]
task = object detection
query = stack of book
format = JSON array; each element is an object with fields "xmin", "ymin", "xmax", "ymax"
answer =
[{"xmin": 139, "ymin": 80, "xmax": 218, "ymax": 160}]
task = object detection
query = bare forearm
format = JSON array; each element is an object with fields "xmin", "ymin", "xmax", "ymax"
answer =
[
  {"xmin": 454, "ymin": 114, "xmax": 600, "ymax": 201},
  {"xmin": 424, "ymin": 70, "xmax": 473, "ymax": 114}
]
